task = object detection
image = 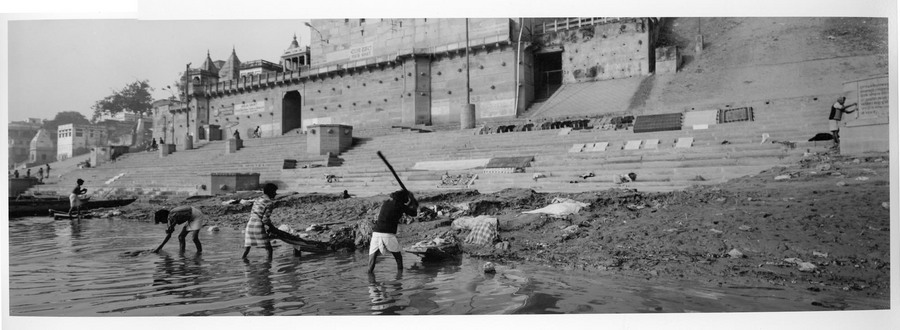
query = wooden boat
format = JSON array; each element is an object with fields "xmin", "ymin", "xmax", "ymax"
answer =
[
  {"xmin": 49, "ymin": 209, "xmax": 94, "ymax": 220},
  {"xmin": 9, "ymin": 196, "xmax": 137, "ymax": 217},
  {"xmin": 405, "ymin": 238, "xmax": 462, "ymax": 262},
  {"xmin": 266, "ymin": 226, "xmax": 333, "ymax": 253}
]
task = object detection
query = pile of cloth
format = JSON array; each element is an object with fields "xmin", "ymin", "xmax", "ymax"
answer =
[{"xmin": 452, "ymin": 215, "xmax": 500, "ymax": 245}]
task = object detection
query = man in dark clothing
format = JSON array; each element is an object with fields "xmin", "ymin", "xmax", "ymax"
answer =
[
  {"xmin": 14, "ymin": 170, "xmax": 19, "ymax": 178},
  {"xmin": 26, "ymin": 169, "xmax": 31, "ymax": 178},
  {"xmin": 829, "ymin": 96, "xmax": 857, "ymax": 144},
  {"xmin": 45, "ymin": 164, "xmax": 50, "ymax": 177},
  {"xmin": 367, "ymin": 190, "xmax": 418, "ymax": 273}
]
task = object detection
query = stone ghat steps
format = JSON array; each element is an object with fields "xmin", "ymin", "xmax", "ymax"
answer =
[
  {"xmin": 340, "ymin": 105, "xmax": 829, "ymax": 156},
  {"xmin": 30, "ymin": 90, "xmax": 841, "ymax": 198},
  {"xmin": 335, "ymin": 129, "xmax": 809, "ymax": 170}
]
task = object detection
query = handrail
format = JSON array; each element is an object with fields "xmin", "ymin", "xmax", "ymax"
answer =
[{"xmin": 534, "ymin": 17, "xmax": 623, "ymax": 35}]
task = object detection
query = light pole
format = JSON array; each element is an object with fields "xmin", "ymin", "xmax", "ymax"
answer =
[
  {"xmin": 184, "ymin": 63, "xmax": 191, "ymax": 140},
  {"xmin": 465, "ymin": 18, "xmax": 470, "ymax": 105},
  {"xmin": 461, "ymin": 18, "xmax": 476, "ymax": 129}
]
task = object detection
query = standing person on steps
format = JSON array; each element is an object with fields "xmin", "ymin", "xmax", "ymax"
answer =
[
  {"xmin": 368, "ymin": 190, "xmax": 418, "ymax": 274},
  {"xmin": 829, "ymin": 96, "xmax": 857, "ymax": 144}
]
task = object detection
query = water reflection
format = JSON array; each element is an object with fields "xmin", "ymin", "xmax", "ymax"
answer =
[
  {"xmin": 512, "ymin": 279, "xmax": 563, "ymax": 314},
  {"xmin": 242, "ymin": 259, "xmax": 275, "ymax": 315},
  {"xmin": 9, "ymin": 216, "xmax": 887, "ymax": 316},
  {"xmin": 152, "ymin": 253, "xmax": 208, "ymax": 299},
  {"xmin": 367, "ymin": 271, "xmax": 405, "ymax": 314}
]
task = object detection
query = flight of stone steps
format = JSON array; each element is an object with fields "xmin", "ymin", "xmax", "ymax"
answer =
[{"xmin": 26, "ymin": 91, "xmax": 838, "ymax": 200}]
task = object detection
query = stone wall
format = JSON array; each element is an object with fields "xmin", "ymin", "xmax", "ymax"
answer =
[
  {"xmin": 178, "ymin": 18, "xmax": 665, "ymax": 137},
  {"xmin": 199, "ymin": 45, "xmax": 521, "ymax": 134},
  {"xmin": 538, "ymin": 18, "xmax": 655, "ymax": 83}
]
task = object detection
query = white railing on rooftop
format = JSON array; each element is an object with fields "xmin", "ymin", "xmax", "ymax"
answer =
[{"xmin": 534, "ymin": 17, "xmax": 625, "ymax": 34}]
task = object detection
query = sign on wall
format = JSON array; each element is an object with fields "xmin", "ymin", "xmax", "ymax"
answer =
[
  {"xmin": 215, "ymin": 105, "xmax": 234, "ymax": 116},
  {"xmin": 234, "ymin": 101, "xmax": 267, "ymax": 116},
  {"xmin": 478, "ymin": 98, "xmax": 516, "ymax": 118},
  {"xmin": 326, "ymin": 42, "xmax": 375, "ymax": 64},
  {"xmin": 431, "ymin": 99, "xmax": 451, "ymax": 118},
  {"xmin": 844, "ymin": 76, "xmax": 889, "ymax": 120}
]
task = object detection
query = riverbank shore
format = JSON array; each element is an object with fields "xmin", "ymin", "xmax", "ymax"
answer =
[{"xmin": 111, "ymin": 148, "xmax": 891, "ymax": 310}]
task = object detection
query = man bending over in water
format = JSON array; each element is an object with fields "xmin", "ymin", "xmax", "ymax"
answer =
[{"xmin": 153, "ymin": 206, "xmax": 205, "ymax": 253}]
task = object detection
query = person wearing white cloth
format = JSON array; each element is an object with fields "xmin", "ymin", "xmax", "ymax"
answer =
[
  {"xmin": 152, "ymin": 206, "xmax": 206, "ymax": 253},
  {"xmin": 68, "ymin": 178, "xmax": 87, "ymax": 216},
  {"xmin": 368, "ymin": 190, "xmax": 418, "ymax": 273}
]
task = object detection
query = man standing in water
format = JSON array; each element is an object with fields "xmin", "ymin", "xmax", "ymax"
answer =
[
  {"xmin": 152, "ymin": 206, "xmax": 205, "ymax": 253},
  {"xmin": 69, "ymin": 179, "xmax": 87, "ymax": 216},
  {"xmin": 368, "ymin": 190, "xmax": 418, "ymax": 273}
]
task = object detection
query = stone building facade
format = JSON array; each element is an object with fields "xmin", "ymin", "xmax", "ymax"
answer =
[
  {"xmin": 29, "ymin": 128, "xmax": 56, "ymax": 166},
  {"xmin": 8, "ymin": 118, "xmax": 43, "ymax": 167},
  {"xmin": 154, "ymin": 18, "xmax": 659, "ymax": 142},
  {"xmin": 56, "ymin": 123, "xmax": 108, "ymax": 160}
]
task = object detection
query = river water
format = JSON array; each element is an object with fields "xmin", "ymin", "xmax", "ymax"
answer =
[{"xmin": 7, "ymin": 217, "xmax": 884, "ymax": 316}]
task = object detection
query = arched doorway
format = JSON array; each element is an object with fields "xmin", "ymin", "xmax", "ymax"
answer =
[{"xmin": 282, "ymin": 91, "xmax": 302, "ymax": 134}]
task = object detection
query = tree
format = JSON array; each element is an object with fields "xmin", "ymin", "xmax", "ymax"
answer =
[
  {"xmin": 91, "ymin": 80, "xmax": 154, "ymax": 122},
  {"xmin": 42, "ymin": 111, "xmax": 91, "ymax": 131}
]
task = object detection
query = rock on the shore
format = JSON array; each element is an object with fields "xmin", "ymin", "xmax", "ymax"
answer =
[
  {"xmin": 728, "ymin": 249, "xmax": 744, "ymax": 259},
  {"xmin": 483, "ymin": 262, "xmax": 496, "ymax": 273},
  {"xmin": 798, "ymin": 262, "xmax": 817, "ymax": 272},
  {"xmin": 207, "ymin": 225, "xmax": 220, "ymax": 232}
]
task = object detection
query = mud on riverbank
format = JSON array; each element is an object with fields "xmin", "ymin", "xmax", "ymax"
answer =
[{"xmin": 113, "ymin": 149, "xmax": 891, "ymax": 309}]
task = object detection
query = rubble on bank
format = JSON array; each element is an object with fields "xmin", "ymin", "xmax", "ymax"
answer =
[{"xmin": 112, "ymin": 150, "xmax": 890, "ymax": 306}]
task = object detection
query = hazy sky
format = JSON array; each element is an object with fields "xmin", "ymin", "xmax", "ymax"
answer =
[
  {"xmin": 2, "ymin": 0, "xmax": 892, "ymax": 125},
  {"xmin": 8, "ymin": 19, "xmax": 310, "ymax": 122}
]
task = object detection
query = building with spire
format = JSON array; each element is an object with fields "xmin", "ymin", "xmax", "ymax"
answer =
[
  {"xmin": 28, "ymin": 128, "xmax": 56, "ymax": 166},
  {"xmin": 8, "ymin": 118, "xmax": 45, "ymax": 168},
  {"xmin": 218, "ymin": 48, "xmax": 241, "ymax": 81},
  {"xmin": 280, "ymin": 34, "xmax": 310, "ymax": 72},
  {"xmin": 151, "ymin": 18, "xmax": 659, "ymax": 143}
]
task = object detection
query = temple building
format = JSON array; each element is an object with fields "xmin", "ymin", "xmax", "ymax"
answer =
[
  {"xmin": 8, "ymin": 118, "xmax": 44, "ymax": 167},
  {"xmin": 153, "ymin": 18, "xmax": 660, "ymax": 143},
  {"xmin": 28, "ymin": 128, "xmax": 56, "ymax": 166}
]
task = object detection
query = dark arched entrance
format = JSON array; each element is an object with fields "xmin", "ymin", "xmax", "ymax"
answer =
[{"xmin": 282, "ymin": 91, "xmax": 302, "ymax": 134}]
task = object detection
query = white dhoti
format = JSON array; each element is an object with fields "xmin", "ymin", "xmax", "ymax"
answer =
[
  {"xmin": 369, "ymin": 232, "xmax": 400, "ymax": 255},
  {"xmin": 69, "ymin": 193, "xmax": 82, "ymax": 208}
]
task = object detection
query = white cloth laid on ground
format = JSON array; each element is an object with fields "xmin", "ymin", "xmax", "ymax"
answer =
[{"xmin": 522, "ymin": 198, "xmax": 590, "ymax": 217}]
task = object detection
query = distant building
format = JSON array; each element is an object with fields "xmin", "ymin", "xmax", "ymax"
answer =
[
  {"xmin": 280, "ymin": 35, "xmax": 310, "ymax": 72},
  {"xmin": 57, "ymin": 123, "xmax": 108, "ymax": 160},
  {"xmin": 150, "ymin": 99, "xmax": 186, "ymax": 144},
  {"xmin": 8, "ymin": 118, "xmax": 44, "ymax": 167},
  {"xmin": 97, "ymin": 110, "xmax": 140, "ymax": 123},
  {"xmin": 28, "ymin": 128, "xmax": 56, "ymax": 166},
  {"xmin": 240, "ymin": 60, "xmax": 284, "ymax": 79}
]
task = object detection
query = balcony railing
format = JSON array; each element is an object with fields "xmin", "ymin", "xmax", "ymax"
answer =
[{"xmin": 533, "ymin": 17, "xmax": 622, "ymax": 35}]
